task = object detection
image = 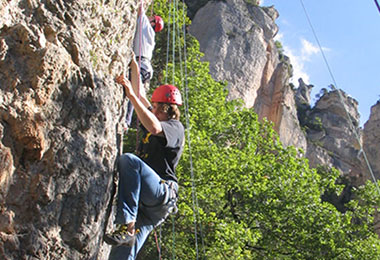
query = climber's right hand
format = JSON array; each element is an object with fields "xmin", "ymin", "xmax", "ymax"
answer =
[{"xmin": 116, "ymin": 75, "xmax": 133, "ymax": 98}]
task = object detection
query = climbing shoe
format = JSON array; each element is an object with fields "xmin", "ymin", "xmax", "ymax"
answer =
[{"xmin": 104, "ymin": 224, "xmax": 137, "ymax": 247}]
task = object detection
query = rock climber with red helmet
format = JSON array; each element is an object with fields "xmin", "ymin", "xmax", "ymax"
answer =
[
  {"xmin": 105, "ymin": 56, "xmax": 184, "ymax": 260},
  {"xmin": 125, "ymin": 4, "xmax": 165, "ymax": 130}
]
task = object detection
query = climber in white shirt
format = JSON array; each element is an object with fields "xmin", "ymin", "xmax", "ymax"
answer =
[{"xmin": 125, "ymin": 5, "xmax": 164, "ymax": 129}]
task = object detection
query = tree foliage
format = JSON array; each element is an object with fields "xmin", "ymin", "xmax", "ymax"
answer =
[{"xmin": 129, "ymin": 1, "xmax": 380, "ymax": 259}]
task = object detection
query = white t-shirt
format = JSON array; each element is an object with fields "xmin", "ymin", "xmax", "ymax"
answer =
[{"xmin": 133, "ymin": 11, "xmax": 156, "ymax": 61}]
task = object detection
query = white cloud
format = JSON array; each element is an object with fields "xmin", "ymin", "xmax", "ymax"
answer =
[
  {"xmin": 300, "ymin": 39, "xmax": 320, "ymax": 60},
  {"xmin": 279, "ymin": 38, "xmax": 328, "ymax": 85},
  {"xmin": 283, "ymin": 45, "xmax": 311, "ymax": 84},
  {"xmin": 274, "ymin": 32, "xmax": 283, "ymax": 42}
]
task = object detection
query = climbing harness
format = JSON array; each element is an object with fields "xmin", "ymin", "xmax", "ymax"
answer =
[
  {"xmin": 138, "ymin": 179, "xmax": 178, "ymax": 260},
  {"xmin": 139, "ymin": 180, "xmax": 178, "ymax": 227}
]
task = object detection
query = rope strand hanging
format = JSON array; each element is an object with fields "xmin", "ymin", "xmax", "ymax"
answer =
[
  {"xmin": 157, "ymin": 1, "xmax": 206, "ymax": 258},
  {"xmin": 165, "ymin": 0, "xmax": 206, "ymax": 258},
  {"xmin": 179, "ymin": 0, "xmax": 206, "ymax": 258},
  {"xmin": 170, "ymin": 3, "xmax": 178, "ymax": 259},
  {"xmin": 374, "ymin": 0, "xmax": 380, "ymax": 14},
  {"xmin": 164, "ymin": 1, "xmax": 172, "ymax": 84},
  {"xmin": 134, "ymin": 0, "xmax": 144, "ymax": 151},
  {"xmin": 161, "ymin": 1, "xmax": 180, "ymax": 259}
]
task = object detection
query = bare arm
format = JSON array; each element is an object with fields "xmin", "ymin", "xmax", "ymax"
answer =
[
  {"xmin": 116, "ymin": 74, "xmax": 163, "ymax": 135},
  {"xmin": 129, "ymin": 56, "xmax": 151, "ymax": 108}
]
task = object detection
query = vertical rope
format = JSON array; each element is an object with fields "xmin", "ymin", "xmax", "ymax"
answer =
[
  {"xmin": 179, "ymin": 0, "xmax": 206, "ymax": 258},
  {"xmin": 375, "ymin": 0, "xmax": 380, "ymax": 14},
  {"xmin": 135, "ymin": 0, "xmax": 144, "ymax": 150},
  {"xmin": 164, "ymin": 1, "xmax": 178, "ymax": 259},
  {"xmin": 299, "ymin": 0, "xmax": 380, "ymax": 195},
  {"xmin": 161, "ymin": 1, "xmax": 206, "ymax": 258},
  {"xmin": 154, "ymin": 230, "xmax": 162, "ymax": 260},
  {"xmin": 159, "ymin": 226, "xmax": 162, "ymax": 260},
  {"xmin": 171, "ymin": 0, "xmax": 177, "ymax": 85},
  {"xmin": 171, "ymin": 2, "xmax": 178, "ymax": 257},
  {"xmin": 171, "ymin": 215, "xmax": 176, "ymax": 260},
  {"xmin": 182, "ymin": 33, "xmax": 200, "ymax": 260},
  {"xmin": 165, "ymin": 1, "xmax": 172, "ymax": 84},
  {"xmin": 151, "ymin": 0, "xmax": 154, "ymax": 16}
]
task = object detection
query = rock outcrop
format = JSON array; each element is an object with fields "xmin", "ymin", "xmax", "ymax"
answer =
[
  {"xmin": 1, "ymin": 0, "xmax": 379, "ymax": 258},
  {"xmin": 302, "ymin": 89, "xmax": 364, "ymax": 185},
  {"xmin": 188, "ymin": 0, "xmax": 379, "ymax": 190},
  {"xmin": 363, "ymin": 101, "xmax": 380, "ymax": 181},
  {"xmin": 189, "ymin": 0, "xmax": 306, "ymax": 150},
  {"xmin": 0, "ymin": 0, "xmax": 139, "ymax": 259},
  {"xmin": 189, "ymin": 0, "xmax": 278, "ymax": 108}
]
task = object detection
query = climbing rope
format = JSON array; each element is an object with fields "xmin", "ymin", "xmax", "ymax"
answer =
[
  {"xmin": 375, "ymin": 0, "xmax": 380, "ymax": 14},
  {"xmin": 134, "ymin": 0, "xmax": 144, "ymax": 150},
  {"xmin": 164, "ymin": 1, "xmax": 172, "ymax": 84},
  {"xmin": 157, "ymin": 1, "xmax": 179, "ymax": 258},
  {"xmin": 168, "ymin": 3, "xmax": 178, "ymax": 259},
  {"xmin": 164, "ymin": 0, "xmax": 206, "ymax": 258},
  {"xmin": 151, "ymin": 0, "xmax": 155, "ymax": 16},
  {"xmin": 299, "ymin": 0, "xmax": 380, "ymax": 196},
  {"xmin": 178, "ymin": 0, "xmax": 206, "ymax": 258},
  {"xmin": 154, "ymin": 1, "xmax": 206, "ymax": 258},
  {"xmin": 154, "ymin": 229, "xmax": 162, "ymax": 260},
  {"xmin": 171, "ymin": 0, "xmax": 177, "ymax": 85},
  {"xmin": 129, "ymin": 0, "xmax": 203, "ymax": 258}
]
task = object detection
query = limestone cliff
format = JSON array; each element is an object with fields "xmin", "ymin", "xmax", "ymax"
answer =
[
  {"xmin": 188, "ymin": 1, "xmax": 379, "ymax": 189},
  {"xmin": 1, "ymin": 0, "xmax": 379, "ymax": 258},
  {"xmin": 363, "ymin": 102, "xmax": 380, "ymax": 182},
  {"xmin": 300, "ymin": 88, "xmax": 364, "ymax": 185},
  {"xmin": 189, "ymin": 0, "xmax": 306, "ymax": 150},
  {"xmin": 0, "ymin": 0, "xmax": 140, "ymax": 259}
]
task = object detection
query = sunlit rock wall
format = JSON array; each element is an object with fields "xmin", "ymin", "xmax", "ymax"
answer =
[
  {"xmin": 0, "ymin": 0, "xmax": 141, "ymax": 259},
  {"xmin": 189, "ymin": 0, "xmax": 307, "ymax": 150},
  {"xmin": 363, "ymin": 102, "xmax": 380, "ymax": 182}
]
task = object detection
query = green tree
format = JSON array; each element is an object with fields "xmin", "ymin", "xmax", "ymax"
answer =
[{"xmin": 127, "ymin": 1, "xmax": 380, "ymax": 259}]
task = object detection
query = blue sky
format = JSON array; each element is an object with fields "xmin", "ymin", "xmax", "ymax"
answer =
[{"xmin": 261, "ymin": 0, "xmax": 380, "ymax": 126}]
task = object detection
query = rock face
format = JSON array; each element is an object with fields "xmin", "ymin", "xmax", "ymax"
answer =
[
  {"xmin": 0, "ymin": 0, "xmax": 139, "ymax": 259},
  {"xmin": 189, "ymin": 0, "xmax": 379, "ymax": 189},
  {"xmin": 302, "ymin": 89, "xmax": 364, "ymax": 185},
  {"xmin": 363, "ymin": 102, "xmax": 380, "ymax": 182},
  {"xmin": 1, "ymin": 1, "xmax": 379, "ymax": 258},
  {"xmin": 189, "ymin": 0, "xmax": 278, "ymax": 108},
  {"xmin": 189, "ymin": 0, "xmax": 306, "ymax": 150}
]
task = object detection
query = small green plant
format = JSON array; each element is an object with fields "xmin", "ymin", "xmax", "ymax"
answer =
[
  {"xmin": 275, "ymin": 40, "xmax": 284, "ymax": 55},
  {"xmin": 89, "ymin": 49, "xmax": 98, "ymax": 67},
  {"xmin": 226, "ymin": 31, "xmax": 236, "ymax": 39},
  {"xmin": 312, "ymin": 116, "xmax": 323, "ymax": 131},
  {"xmin": 245, "ymin": 0, "xmax": 260, "ymax": 5}
]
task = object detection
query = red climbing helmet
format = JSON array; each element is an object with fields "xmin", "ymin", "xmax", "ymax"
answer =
[
  {"xmin": 153, "ymin": 15, "xmax": 164, "ymax": 32},
  {"xmin": 151, "ymin": 85, "xmax": 182, "ymax": 105}
]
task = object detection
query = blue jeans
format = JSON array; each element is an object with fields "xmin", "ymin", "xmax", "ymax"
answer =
[{"xmin": 109, "ymin": 153, "xmax": 177, "ymax": 260}]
